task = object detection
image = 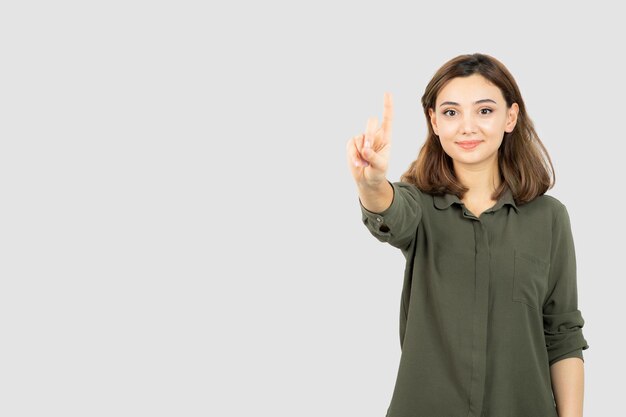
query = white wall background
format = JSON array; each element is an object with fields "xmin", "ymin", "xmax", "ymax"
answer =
[{"xmin": 0, "ymin": 1, "xmax": 618, "ymax": 415}]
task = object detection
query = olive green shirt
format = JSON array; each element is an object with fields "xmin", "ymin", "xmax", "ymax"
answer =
[{"xmin": 359, "ymin": 180, "xmax": 589, "ymax": 417}]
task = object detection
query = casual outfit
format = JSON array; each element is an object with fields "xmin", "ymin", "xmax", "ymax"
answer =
[{"xmin": 359, "ymin": 180, "xmax": 589, "ymax": 417}]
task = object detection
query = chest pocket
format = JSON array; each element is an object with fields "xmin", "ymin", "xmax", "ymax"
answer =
[{"xmin": 513, "ymin": 250, "xmax": 549, "ymax": 310}]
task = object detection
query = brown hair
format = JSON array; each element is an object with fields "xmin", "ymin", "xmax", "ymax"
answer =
[{"xmin": 400, "ymin": 53, "xmax": 555, "ymax": 205}]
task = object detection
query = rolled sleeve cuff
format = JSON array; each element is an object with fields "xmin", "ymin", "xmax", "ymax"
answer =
[
  {"xmin": 544, "ymin": 310, "xmax": 589, "ymax": 366},
  {"xmin": 359, "ymin": 180, "xmax": 402, "ymax": 234},
  {"xmin": 550, "ymin": 348, "xmax": 584, "ymax": 366}
]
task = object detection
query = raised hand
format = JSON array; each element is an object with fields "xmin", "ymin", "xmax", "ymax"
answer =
[{"xmin": 346, "ymin": 92, "xmax": 393, "ymax": 188}]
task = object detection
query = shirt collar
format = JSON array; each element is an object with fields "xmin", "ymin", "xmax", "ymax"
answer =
[{"xmin": 433, "ymin": 186, "xmax": 519, "ymax": 213}]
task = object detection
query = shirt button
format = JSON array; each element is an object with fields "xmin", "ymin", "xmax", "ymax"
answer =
[{"xmin": 376, "ymin": 217, "xmax": 383, "ymax": 222}]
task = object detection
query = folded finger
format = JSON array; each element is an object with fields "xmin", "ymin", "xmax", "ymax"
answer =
[{"xmin": 351, "ymin": 135, "xmax": 369, "ymax": 167}]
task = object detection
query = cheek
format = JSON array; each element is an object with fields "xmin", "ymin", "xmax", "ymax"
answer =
[
  {"xmin": 438, "ymin": 122, "xmax": 458, "ymax": 137},
  {"xmin": 475, "ymin": 118, "xmax": 500, "ymax": 131}
]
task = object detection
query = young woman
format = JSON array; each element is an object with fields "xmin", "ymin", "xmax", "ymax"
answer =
[{"xmin": 346, "ymin": 53, "xmax": 589, "ymax": 417}]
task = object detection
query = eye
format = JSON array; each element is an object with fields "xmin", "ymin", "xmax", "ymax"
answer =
[
  {"xmin": 480, "ymin": 108, "xmax": 493, "ymax": 115},
  {"xmin": 443, "ymin": 109, "xmax": 456, "ymax": 117}
]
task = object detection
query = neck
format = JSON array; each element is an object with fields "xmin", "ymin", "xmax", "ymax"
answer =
[{"xmin": 453, "ymin": 159, "xmax": 502, "ymax": 199}]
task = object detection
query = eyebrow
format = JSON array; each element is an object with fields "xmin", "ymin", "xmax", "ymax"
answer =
[{"xmin": 439, "ymin": 99, "xmax": 497, "ymax": 107}]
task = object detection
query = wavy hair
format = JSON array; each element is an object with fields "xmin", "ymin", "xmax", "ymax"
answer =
[{"xmin": 400, "ymin": 53, "xmax": 555, "ymax": 205}]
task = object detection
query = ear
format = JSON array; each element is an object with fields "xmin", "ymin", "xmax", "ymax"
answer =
[
  {"xmin": 428, "ymin": 108, "xmax": 439, "ymax": 136},
  {"xmin": 505, "ymin": 103, "xmax": 519, "ymax": 133}
]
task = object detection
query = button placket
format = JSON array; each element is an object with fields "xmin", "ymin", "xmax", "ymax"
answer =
[{"xmin": 467, "ymin": 220, "xmax": 490, "ymax": 416}]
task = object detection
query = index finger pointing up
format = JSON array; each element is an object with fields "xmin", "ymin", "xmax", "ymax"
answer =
[{"xmin": 381, "ymin": 92, "xmax": 393, "ymax": 143}]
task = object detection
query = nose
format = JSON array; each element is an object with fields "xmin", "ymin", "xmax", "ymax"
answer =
[{"xmin": 461, "ymin": 112, "xmax": 478, "ymax": 135}]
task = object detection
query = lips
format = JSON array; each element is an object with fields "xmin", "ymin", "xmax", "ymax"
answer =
[{"xmin": 457, "ymin": 140, "xmax": 482, "ymax": 150}]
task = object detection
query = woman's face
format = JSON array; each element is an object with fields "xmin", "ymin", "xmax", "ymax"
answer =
[{"xmin": 428, "ymin": 74, "xmax": 519, "ymax": 170}]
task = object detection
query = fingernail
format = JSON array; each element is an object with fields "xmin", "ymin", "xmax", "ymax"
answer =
[
  {"xmin": 354, "ymin": 159, "xmax": 360, "ymax": 167},
  {"xmin": 365, "ymin": 140, "xmax": 371, "ymax": 148}
]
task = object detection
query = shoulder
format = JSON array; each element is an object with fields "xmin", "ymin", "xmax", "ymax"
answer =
[
  {"xmin": 524, "ymin": 193, "xmax": 566, "ymax": 212},
  {"xmin": 527, "ymin": 190, "xmax": 565, "ymax": 209},
  {"xmin": 525, "ymin": 193, "xmax": 571, "ymax": 226}
]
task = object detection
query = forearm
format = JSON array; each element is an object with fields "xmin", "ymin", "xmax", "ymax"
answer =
[
  {"xmin": 358, "ymin": 179, "xmax": 393, "ymax": 214},
  {"xmin": 550, "ymin": 357, "xmax": 585, "ymax": 417}
]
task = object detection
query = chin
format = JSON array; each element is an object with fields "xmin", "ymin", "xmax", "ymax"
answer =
[{"xmin": 453, "ymin": 150, "xmax": 498, "ymax": 165}]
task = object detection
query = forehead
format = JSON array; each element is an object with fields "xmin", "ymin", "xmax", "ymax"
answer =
[{"xmin": 437, "ymin": 74, "xmax": 504, "ymax": 104}]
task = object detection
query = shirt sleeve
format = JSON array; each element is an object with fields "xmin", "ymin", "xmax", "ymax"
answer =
[
  {"xmin": 542, "ymin": 203, "xmax": 589, "ymax": 367},
  {"xmin": 550, "ymin": 348, "xmax": 584, "ymax": 364},
  {"xmin": 359, "ymin": 180, "xmax": 423, "ymax": 251}
]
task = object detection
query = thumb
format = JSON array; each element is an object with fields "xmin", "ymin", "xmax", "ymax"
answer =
[{"xmin": 361, "ymin": 143, "xmax": 385, "ymax": 171}]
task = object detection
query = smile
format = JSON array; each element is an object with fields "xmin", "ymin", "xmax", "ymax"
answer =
[{"xmin": 456, "ymin": 141, "xmax": 482, "ymax": 150}]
